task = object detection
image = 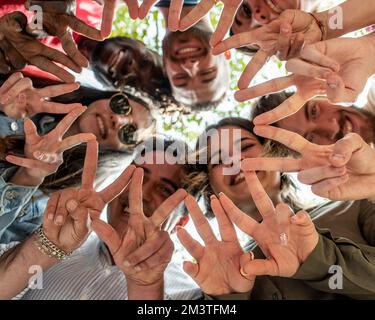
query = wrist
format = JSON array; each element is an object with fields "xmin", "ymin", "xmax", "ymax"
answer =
[
  {"xmin": 10, "ymin": 168, "xmax": 44, "ymax": 187},
  {"xmin": 127, "ymin": 277, "xmax": 164, "ymax": 300},
  {"xmin": 310, "ymin": 12, "xmax": 328, "ymax": 41}
]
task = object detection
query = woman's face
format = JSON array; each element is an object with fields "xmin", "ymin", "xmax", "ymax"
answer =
[
  {"xmin": 208, "ymin": 126, "xmax": 280, "ymax": 215},
  {"xmin": 78, "ymin": 97, "xmax": 153, "ymax": 151}
]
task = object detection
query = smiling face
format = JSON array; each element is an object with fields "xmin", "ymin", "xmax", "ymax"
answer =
[
  {"xmin": 207, "ymin": 125, "xmax": 281, "ymax": 217},
  {"xmin": 276, "ymin": 99, "xmax": 375, "ymax": 145},
  {"xmin": 89, "ymin": 37, "xmax": 166, "ymax": 92},
  {"xmin": 77, "ymin": 97, "xmax": 153, "ymax": 151},
  {"xmin": 107, "ymin": 151, "xmax": 184, "ymax": 238},
  {"xmin": 231, "ymin": 0, "xmax": 299, "ymax": 35},
  {"xmin": 162, "ymin": 24, "xmax": 229, "ymax": 107}
]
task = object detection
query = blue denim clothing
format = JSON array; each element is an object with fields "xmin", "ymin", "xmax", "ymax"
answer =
[
  {"xmin": 0, "ymin": 113, "xmax": 57, "ymax": 243},
  {"xmin": 156, "ymin": 0, "xmax": 198, "ymax": 7},
  {"xmin": 0, "ymin": 166, "xmax": 48, "ymax": 243}
]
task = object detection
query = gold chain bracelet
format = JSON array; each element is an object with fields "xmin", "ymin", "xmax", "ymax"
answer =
[{"xmin": 34, "ymin": 227, "xmax": 72, "ymax": 260}]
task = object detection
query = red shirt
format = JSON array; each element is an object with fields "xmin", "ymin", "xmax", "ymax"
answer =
[{"xmin": 0, "ymin": 0, "xmax": 103, "ymax": 80}]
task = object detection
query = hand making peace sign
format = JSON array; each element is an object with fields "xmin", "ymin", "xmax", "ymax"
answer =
[{"xmin": 92, "ymin": 168, "xmax": 187, "ymax": 286}]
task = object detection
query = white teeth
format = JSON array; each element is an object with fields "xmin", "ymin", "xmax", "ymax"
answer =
[
  {"xmin": 233, "ymin": 172, "xmax": 245, "ymax": 185},
  {"xmin": 177, "ymin": 47, "xmax": 200, "ymax": 55},
  {"xmin": 97, "ymin": 116, "xmax": 106, "ymax": 138}
]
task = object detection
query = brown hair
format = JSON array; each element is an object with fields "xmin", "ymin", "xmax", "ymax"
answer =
[{"xmin": 183, "ymin": 117, "xmax": 306, "ymax": 218}]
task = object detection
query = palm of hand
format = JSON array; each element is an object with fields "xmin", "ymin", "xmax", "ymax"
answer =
[
  {"xmin": 299, "ymin": 143, "xmax": 333, "ymax": 170},
  {"xmin": 194, "ymin": 240, "xmax": 252, "ymax": 296}
]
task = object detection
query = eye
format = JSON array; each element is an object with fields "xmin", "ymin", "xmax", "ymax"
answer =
[
  {"xmin": 118, "ymin": 124, "xmax": 137, "ymax": 145},
  {"xmin": 158, "ymin": 184, "xmax": 174, "ymax": 197},
  {"xmin": 310, "ymin": 104, "xmax": 319, "ymax": 119},
  {"xmin": 241, "ymin": 143, "xmax": 255, "ymax": 152},
  {"xmin": 242, "ymin": 3, "xmax": 252, "ymax": 18}
]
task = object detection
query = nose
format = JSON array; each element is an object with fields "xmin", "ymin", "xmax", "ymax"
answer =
[
  {"xmin": 110, "ymin": 113, "xmax": 130, "ymax": 130},
  {"xmin": 181, "ymin": 59, "xmax": 199, "ymax": 77},
  {"xmin": 318, "ymin": 118, "xmax": 341, "ymax": 143},
  {"xmin": 253, "ymin": 3, "xmax": 271, "ymax": 25}
]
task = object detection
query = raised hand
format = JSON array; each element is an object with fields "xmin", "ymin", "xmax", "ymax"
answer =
[
  {"xmin": 177, "ymin": 0, "xmax": 242, "ymax": 46},
  {"xmin": 0, "ymin": 12, "xmax": 82, "ymax": 82},
  {"xmin": 42, "ymin": 140, "xmax": 136, "ymax": 253},
  {"xmin": 0, "ymin": 73, "xmax": 81, "ymax": 119},
  {"xmin": 178, "ymin": 194, "xmax": 255, "ymax": 296},
  {"xmin": 25, "ymin": 0, "xmax": 117, "ymax": 67},
  {"xmin": 235, "ymin": 75, "xmax": 327, "ymax": 125},
  {"xmin": 242, "ymin": 126, "xmax": 375, "ymax": 201},
  {"xmin": 212, "ymin": 9, "xmax": 336, "ymax": 89},
  {"xmin": 92, "ymin": 168, "xmax": 187, "ymax": 287},
  {"xmin": 6, "ymin": 105, "xmax": 96, "ymax": 184},
  {"xmin": 218, "ymin": 170, "xmax": 319, "ymax": 278},
  {"xmin": 298, "ymin": 133, "xmax": 375, "ymax": 201},
  {"xmin": 286, "ymin": 36, "xmax": 375, "ymax": 104}
]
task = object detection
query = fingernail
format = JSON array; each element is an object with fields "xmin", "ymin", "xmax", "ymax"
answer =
[
  {"xmin": 331, "ymin": 154, "xmax": 345, "ymax": 161},
  {"xmin": 210, "ymin": 195, "xmax": 216, "ymax": 201},
  {"xmin": 328, "ymin": 82, "xmax": 338, "ymax": 89},
  {"xmin": 55, "ymin": 215, "xmax": 63, "ymax": 224},
  {"xmin": 134, "ymin": 266, "xmax": 142, "ymax": 272},
  {"xmin": 47, "ymin": 213, "xmax": 54, "ymax": 220},
  {"xmin": 66, "ymin": 199, "xmax": 78, "ymax": 212},
  {"xmin": 123, "ymin": 260, "xmax": 131, "ymax": 267},
  {"xmin": 218, "ymin": 192, "xmax": 224, "ymax": 198},
  {"xmin": 34, "ymin": 151, "xmax": 43, "ymax": 159}
]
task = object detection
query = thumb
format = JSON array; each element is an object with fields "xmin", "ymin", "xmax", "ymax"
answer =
[{"xmin": 330, "ymin": 133, "xmax": 363, "ymax": 167}]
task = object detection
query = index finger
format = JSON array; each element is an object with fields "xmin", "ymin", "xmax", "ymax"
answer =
[
  {"xmin": 127, "ymin": 167, "xmax": 144, "ymax": 215},
  {"xmin": 138, "ymin": 0, "xmax": 158, "ymax": 19},
  {"xmin": 100, "ymin": 0, "xmax": 117, "ymax": 38},
  {"xmin": 253, "ymin": 92, "xmax": 306, "ymax": 125},
  {"xmin": 81, "ymin": 140, "xmax": 99, "ymax": 189},
  {"xmin": 54, "ymin": 105, "xmax": 87, "ymax": 136},
  {"xmin": 185, "ymin": 194, "xmax": 216, "ymax": 244},
  {"xmin": 234, "ymin": 74, "xmax": 295, "ymax": 102},
  {"xmin": 238, "ymin": 50, "xmax": 271, "ymax": 89},
  {"xmin": 124, "ymin": 0, "xmax": 140, "ymax": 20},
  {"xmin": 179, "ymin": 0, "xmax": 213, "ymax": 31},
  {"xmin": 99, "ymin": 165, "xmax": 136, "ymax": 203},
  {"xmin": 36, "ymin": 82, "xmax": 80, "ymax": 98},
  {"xmin": 167, "ymin": 0, "xmax": 184, "ymax": 31},
  {"xmin": 211, "ymin": 195, "xmax": 238, "ymax": 242},
  {"xmin": 0, "ymin": 72, "xmax": 23, "ymax": 96},
  {"xmin": 254, "ymin": 125, "xmax": 311, "ymax": 154},
  {"xmin": 67, "ymin": 16, "xmax": 102, "ymax": 40},
  {"xmin": 209, "ymin": 1, "xmax": 242, "ymax": 47},
  {"xmin": 243, "ymin": 171, "xmax": 275, "ymax": 219},
  {"xmin": 150, "ymin": 189, "xmax": 187, "ymax": 227}
]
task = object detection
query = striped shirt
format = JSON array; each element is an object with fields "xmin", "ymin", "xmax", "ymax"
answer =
[{"xmin": 1, "ymin": 235, "xmax": 202, "ymax": 300}]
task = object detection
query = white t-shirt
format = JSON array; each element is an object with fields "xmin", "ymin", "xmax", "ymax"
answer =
[{"xmin": 300, "ymin": 0, "xmax": 344, "ymax": 13}]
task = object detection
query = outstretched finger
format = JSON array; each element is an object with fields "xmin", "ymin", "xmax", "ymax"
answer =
[
  {"xmin": 92, "ymin": 218, "xmax": 122, "ymax": 255},
  {"xmin": 23, "ymin": 118, "xmax": 41, "ymax": 145},
  {"xmin": 59, "ymin": 32, "xmax": 89, "ymax": 68},
  {"xmin": 124, "ymin": 0, "xmax": 140, "ymax": 20},
  {"xmin": 0, "ymin": 72, "xmax": 23, "ymax": 96},
  {"xmin": 5, "ymin": 155, "xmax": 52, "ymax": 172},
  {"xmin": 277, "ymin": 22, "xmax": 292, "ymax": 61},
  {"xmin": 138, "ymin": 0, "xmax": 158, "ymax": 19},
  {"xmin": 218, "ymin": 192, "xmax": 258, "ymax": 236},
  {"xmin": 81, "ymin": 140, "xmax": 99, "ymax": 189},
  {"xmin": 243, "ymin": 171, "xmax": 275, "ymax": 219},
  {"xmin": 54, "ymin": 105, "xmax": 87, "ymax": 136},
  {"xmin": 238, "ymin": 50, "xmax": 271, "ymax": 89},
  {"xmin": 167, "ymin": 0, "xmax": 184, "ymax": 31},
  {"xmin": 253, "ymin": 92, "xmax": 306, "ymax": 125},
  {"xmin": 58, "ymin": 133, "xmax": 96, "ymax": 153},
  {"xmin": 234, "ymin": 74, "xmax": 294, "ymax": 102},
  {"xmin": 210, "ymin": 1, "xmax": 242, "ymax": 47},
  {"xmin": 150, "ymin": 189, "xmax": 187, "ymax": 227},
  {"xmin": 0, "ymin": 77, "xmax": 32, "ymax": 105},
  {"xmin": 297, "ymin": 165, "xmax": 347, "ymax": 185},
  {"xmin": 185, "ymin": 194, "xmax": 216, "ymax": 244},
  {"xmin": 29, "ymin": 56, "xmax": 76, "ymax": 83},
  {"xmin": 100, "ymin": 0, "xmax": 117, "ymax": 38},
  {"xmin": 253, "ymin": 125, "xmax": 311, "ymax": 154},
  {"xmin": 211, "ymin": 195, "xmax": 238, "ymax": 242},
  {"xmin": 177, "ymin": 227, "xmax": 204, "ymax": 261},
  {"xmin": 67, "ymin": 16, "xmax": 102, "ymax": 41},
  {"xmin": 36, "ymin": 82, "xmax": 80, "ymax": 98},
  {"xmin": 286, "ymin": 58, "xmax": 335, "ymax": 80},
  {"xmin": 40, "ymin": 101, "xmax": 83, "ymax": 115},
  {"xmin": 178, "ymin": 0, "xmax": 213, "ymax": 31},
  {"xmin": 127, "ymin": 167, "xmax": 144, "ymax": 215},
  {"xmin": 99, "ymin": 165, "xmax": 136, "ymax": 204}
]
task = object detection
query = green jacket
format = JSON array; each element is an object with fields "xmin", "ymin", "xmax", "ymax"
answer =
[{"xmin": 207, "ymin": 200, "xmax": 375, "ymax": 300}]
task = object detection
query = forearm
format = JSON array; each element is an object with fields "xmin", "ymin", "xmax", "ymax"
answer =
[
  {"xmin": 316, "ymin": 0, "xmax": 375, "ymax": 39},
  {"xmin": 127, "ymin": 278, "xmax": 164, "ymax": 300},
  {"xmin": 293, "ymin": 229, "xmax": 375, "ymax": 299},
  {"xmin": 0, "ymin": 234, "xmax": 58, "ymax": 299}
]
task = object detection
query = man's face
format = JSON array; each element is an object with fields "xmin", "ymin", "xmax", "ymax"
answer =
[
  {"xmin": 231, "ymin": 0, "xmax": 299, "ymax": 35},
  {"xmin": 276, "ymin": 99, "xmax": 375, "ymax": 145},
  {"xmin": 162, "ymin": 24, "xmax": 229, "ymax": 106},
  {"xmin": 107, "ymin": 151, "xmax": 183, "ymax": 238}
]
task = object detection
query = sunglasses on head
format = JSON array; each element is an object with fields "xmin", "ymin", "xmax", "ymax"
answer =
[{"xmin": 109, "ymin": 93, "xmax": 138, "ymax": 146}]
